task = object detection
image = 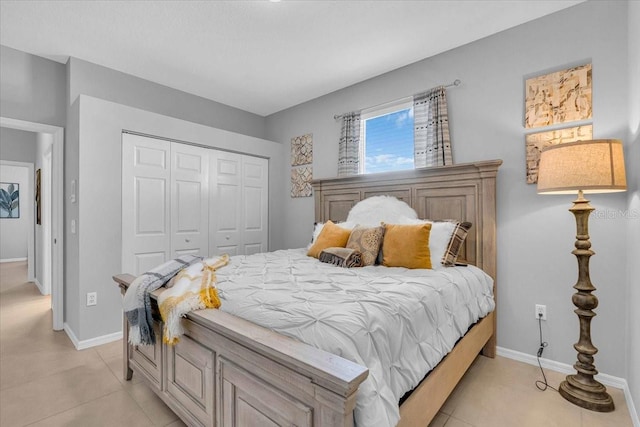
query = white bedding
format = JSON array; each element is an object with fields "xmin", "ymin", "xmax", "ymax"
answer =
[{"xmin": 215, "ymin": 248, "xmax": 495, "ymax": 427}]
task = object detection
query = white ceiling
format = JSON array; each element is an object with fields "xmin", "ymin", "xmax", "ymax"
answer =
[{"xmin": 0, "ymin": 1, "xmax": 583, "ymax": 116}]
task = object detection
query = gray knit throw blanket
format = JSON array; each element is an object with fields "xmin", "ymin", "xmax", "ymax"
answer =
[{"xmin": 123, "ymin": 255, "xmax": 202, "ymax": 345}]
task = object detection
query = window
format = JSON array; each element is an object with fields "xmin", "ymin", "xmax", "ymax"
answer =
[{"xmin": 360, "ymin": 98, "xmax": 414, "ymax": 174}]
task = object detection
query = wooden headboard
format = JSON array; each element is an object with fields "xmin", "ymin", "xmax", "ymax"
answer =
[{"xmin": 311, "ymin": 160, "xmax": 502, "ymax": 281}]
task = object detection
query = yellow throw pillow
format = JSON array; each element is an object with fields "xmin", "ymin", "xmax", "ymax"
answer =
[
  {"xmin": 307, "ymin": 220, "xmax": 352, "ymax": 258},
  {"xmin": 382, "ymin": 223, "xmax": 432, "ymax": 269}
]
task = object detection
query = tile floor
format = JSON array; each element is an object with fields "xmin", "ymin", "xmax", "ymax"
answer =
[{"xmin": 0, "ymin": 261, "xmax": 633, "ymax": 426}]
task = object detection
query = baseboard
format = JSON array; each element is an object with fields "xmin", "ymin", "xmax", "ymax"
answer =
[
  {"xmin": 497, "ymin": 346, "xmax": 639, "ymax": 426},
  {"xmin": 34, "ymin": 278, "xmax": 44, "ymax": 295},
  {"xmin": 0, "ymin": 257, "xmax": 27, "ymax": 263},
  {"xmin": 625, "ymin": 385, "xmax": 640, "ymax": 427},
  {"xmin": 64, "ymin": 323, "xmax": 123, "ymax": 351},
  {"xmin": 33, "ymin": 277, "xmax": 51, "ymax": 295}
]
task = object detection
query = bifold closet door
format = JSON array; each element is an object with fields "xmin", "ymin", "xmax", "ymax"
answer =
[
  {"xmin": 209, "ymin": 151, "xmax": 242, "ymax": 255},
  {"xmin": 170, "ymin": 143, "xmax": 209, "ymax": 259},
  {"xmin": 241, "ymin": 155, "xmax": 268, "ymax": 255},
  {"xmin": 122, "ymin": 134, "xmax": 172, "ymax": 275},
  {"xmin": 122, "ymin": 134, "xmax": 209, "ymax": 276},
  {"xmin": 209, "ymin": 152, "xmax": 268, "ymax": 256}
]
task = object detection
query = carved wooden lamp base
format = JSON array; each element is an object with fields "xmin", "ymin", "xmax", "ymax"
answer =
[
  {"xmin": 560, "ymin": 191, "xmax": 614, "ymax": 412},
  {"xmin": 560, "ymin": 375, "xmax": 614, "ymax": 412}
]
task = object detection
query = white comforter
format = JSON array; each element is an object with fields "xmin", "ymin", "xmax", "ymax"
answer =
[{"xmin": 215, "ymin": 249, "xmax": 495, "ymax": 427}]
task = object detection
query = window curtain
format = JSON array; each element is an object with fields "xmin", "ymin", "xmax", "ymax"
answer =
[
  {"xmin": 413, "ymin": 86, "xmax": 452, "ymax": 167},
  {"xmin": 337, "ymin": 112, "xmax": 361, "ymax": 176}
]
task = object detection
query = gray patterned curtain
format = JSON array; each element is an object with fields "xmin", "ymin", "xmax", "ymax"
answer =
[
  {"xmin": 337, "ymin": 112, "xmax": 361, "ymax": 176},
  {"xmin": 413, "ymin": 86, "xmax": 452, "ymax": 167}
]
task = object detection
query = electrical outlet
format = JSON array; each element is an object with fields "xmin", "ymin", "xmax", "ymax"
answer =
[
  {"xmin": 535, "ymin": 304, "xmax": 547, "ymax": 321},
  {"xmin": 87, "ymin": 292, "xmax": 97, "ymax": 307}
]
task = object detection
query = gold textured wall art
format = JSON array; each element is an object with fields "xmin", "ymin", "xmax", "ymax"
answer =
[
  {"xmin": 291, "ymin": 167, "xmax": 313, "ymax": 198},
  {"xmin": 525, "ymin": 125, "xmax": 593, "ymax": 184},
  {"xmin": 525, "ymin": 63, "xmax": 592, "ymax": 129},
  {"xmin": 291, "ymin": 134, "xmax": 313, "ymax": 197},
  {"xmin": 291, "ymin": 134, "xmax": 313, "ymax": 166}
]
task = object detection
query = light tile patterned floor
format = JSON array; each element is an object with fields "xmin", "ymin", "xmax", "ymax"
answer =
[{"xmin": 0, "ymin": 261, "xmax": 633, "ymax": 426}]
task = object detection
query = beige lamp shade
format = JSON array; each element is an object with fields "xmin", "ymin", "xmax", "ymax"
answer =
[{"xmin": 537, "ymin": 139, "xmax": 627, "ymax": 195}]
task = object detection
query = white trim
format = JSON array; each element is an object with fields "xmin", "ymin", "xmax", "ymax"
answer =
[
  {"xmin": 33, "ymin": 277, "xmax": 49, "ymax": 296},
  {"xmin": 1, "ymin": 117, "xmax": 64, "ymax": 331},
  {"xmin": 497, "ymin": 346, "xmax": 639, "ymax": 426},
  {"xmin": 626, "ymin": 385, "xmax": 640, "ymax": 427},
  {"xmin": 64, "ymin": 323, "xmax": 123, "ymax": 350},
  {"xmin": 0, "ymin": 257, "xmax": 27, "ymax": 263}
]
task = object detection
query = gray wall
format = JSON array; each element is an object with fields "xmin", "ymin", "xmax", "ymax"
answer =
[
  {"xmin": 0, "ymin": 164, "xmax": 29, "ymax": 260},
  {"xmin": 265, "ymin": 0, "xmax": 635, "ymax": 379},
  {"xmin": 626, "ymin": 0, "xmax": 640, "ymax": 416},
  {"xmin": 0, "ymin": 45, "xmax": 66, "ymax": 127},
  {"xmin": 67, "ymin": 57, "xmax": 267, "ymax": 140},
  {"xmin": 65, "ymin": 95, "xmax": 284, "ymax": 341},
  {"xmin": 0, "ymin": 127, "xmax": 37, "ymax": 162}
]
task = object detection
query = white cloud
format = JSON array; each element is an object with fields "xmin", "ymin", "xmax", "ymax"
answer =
[
  {"xmin": 366, "ymin": 154, "xmax": 414, "ymax": 172},
  {"xmin": 394, "ymin": 110, "xmax": 411, "ymax": 128}
]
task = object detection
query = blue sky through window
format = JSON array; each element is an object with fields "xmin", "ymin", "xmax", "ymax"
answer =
[{"xmin": 364, "ymin": 108, "xmax": 414, "ymax": 173}]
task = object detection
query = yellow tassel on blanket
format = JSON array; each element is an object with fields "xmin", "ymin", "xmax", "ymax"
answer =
[{"xmin": 159, "ymin": 254, "xmax": 229, "ymax": 345}]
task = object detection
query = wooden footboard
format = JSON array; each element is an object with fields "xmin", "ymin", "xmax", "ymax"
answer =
[{"xmin": 115, "ymin": 274, "xmax": 369, "ymax": 427}]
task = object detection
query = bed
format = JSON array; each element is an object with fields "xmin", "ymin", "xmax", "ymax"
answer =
[{"xmin": 114, "ymin": 159, "xmax": 502, "ymax": 427}]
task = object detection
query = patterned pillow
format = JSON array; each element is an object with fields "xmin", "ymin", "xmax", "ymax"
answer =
[
  {"xmin": 346, "ymin": 225, "xmax": 384, "ymax": 266},
  {"xmin": 441, "ymin": 221, "xmax": 472, "ymax": 266},
  {"xmin": 318, "ymin": 247, "xmax": 363, "ymax": 268}
]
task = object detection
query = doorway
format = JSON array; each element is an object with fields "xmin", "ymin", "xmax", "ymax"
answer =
[{"xmin": 0, "ymin": 117, "xmax": 64, "ymax": 331}]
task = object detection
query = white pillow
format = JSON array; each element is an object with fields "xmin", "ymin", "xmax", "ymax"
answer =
[
  {"xmin": 346, "ymin": 196, "xmax": 417, "ymax": 226},
  {"xmin": 394, "ymin": 216, "xmax": 457, "ymax": 268}
]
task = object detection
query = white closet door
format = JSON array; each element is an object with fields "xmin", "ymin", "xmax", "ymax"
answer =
[
  {"xmin": 241, "ymin": 156, "xmax": 268, "ymax": 255},
  {"xmin": 171, "ymin": 144, "xmax": 209, "ymax": 258},
  {"xmin": 209, "ymin": 151, "xmax": 242, "ymax": 256},
  {"xmin": 122, "ymin": 134, "xmax": 171, "ymax": 276}
]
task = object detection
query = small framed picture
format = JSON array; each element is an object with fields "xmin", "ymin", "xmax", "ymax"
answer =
[{"xmin": 0, "ymin": 182, "xmax": 20, "ymax": 218}]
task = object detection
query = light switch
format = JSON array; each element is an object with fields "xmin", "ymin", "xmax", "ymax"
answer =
[
  {"xmin": 71, "ymin": 219, "xmax": 76, "ymax": 234},
  {"xmin": 70, "ymin": 180, "xmax": 77, "ymax": 203}
]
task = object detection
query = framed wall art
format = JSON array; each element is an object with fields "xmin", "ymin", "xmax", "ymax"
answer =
[
  {"xmin": 291, "ymin": 133, "xmax": 313, "ymax": 166},
  {"xmin": 524, "ymin": 63, "xmax": 593, "ymax": 183},
  {"xmin": 525, "ymin": 63, "xmax": 592, "ymax": 129},
  {"xmin": 291, "ymin": 166, "xmax": 313, "ymax": 198},
  {"xmin": 35, "ymin": 168, "xmax": 42, "ymax": 225},
  {"xmin": 525, "ymin": 125, "xmax": 593, "ymax": 184},
  {"xmin": 291, "ymin": 134, "xmax": 313, "ymax": 198},
  {"xmin": 0, "ymin": 182, "xmax": 20, "ymax": 218}
]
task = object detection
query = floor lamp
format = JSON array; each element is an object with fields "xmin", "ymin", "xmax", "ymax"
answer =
[{"xmin": 537, "ymin": 139, "xmax": 627, "ymax": 412}]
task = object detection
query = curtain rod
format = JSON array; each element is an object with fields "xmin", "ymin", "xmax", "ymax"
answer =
[{"xmin": 333, "ymin": 79, "xmax": 461, "ymax": 121}]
